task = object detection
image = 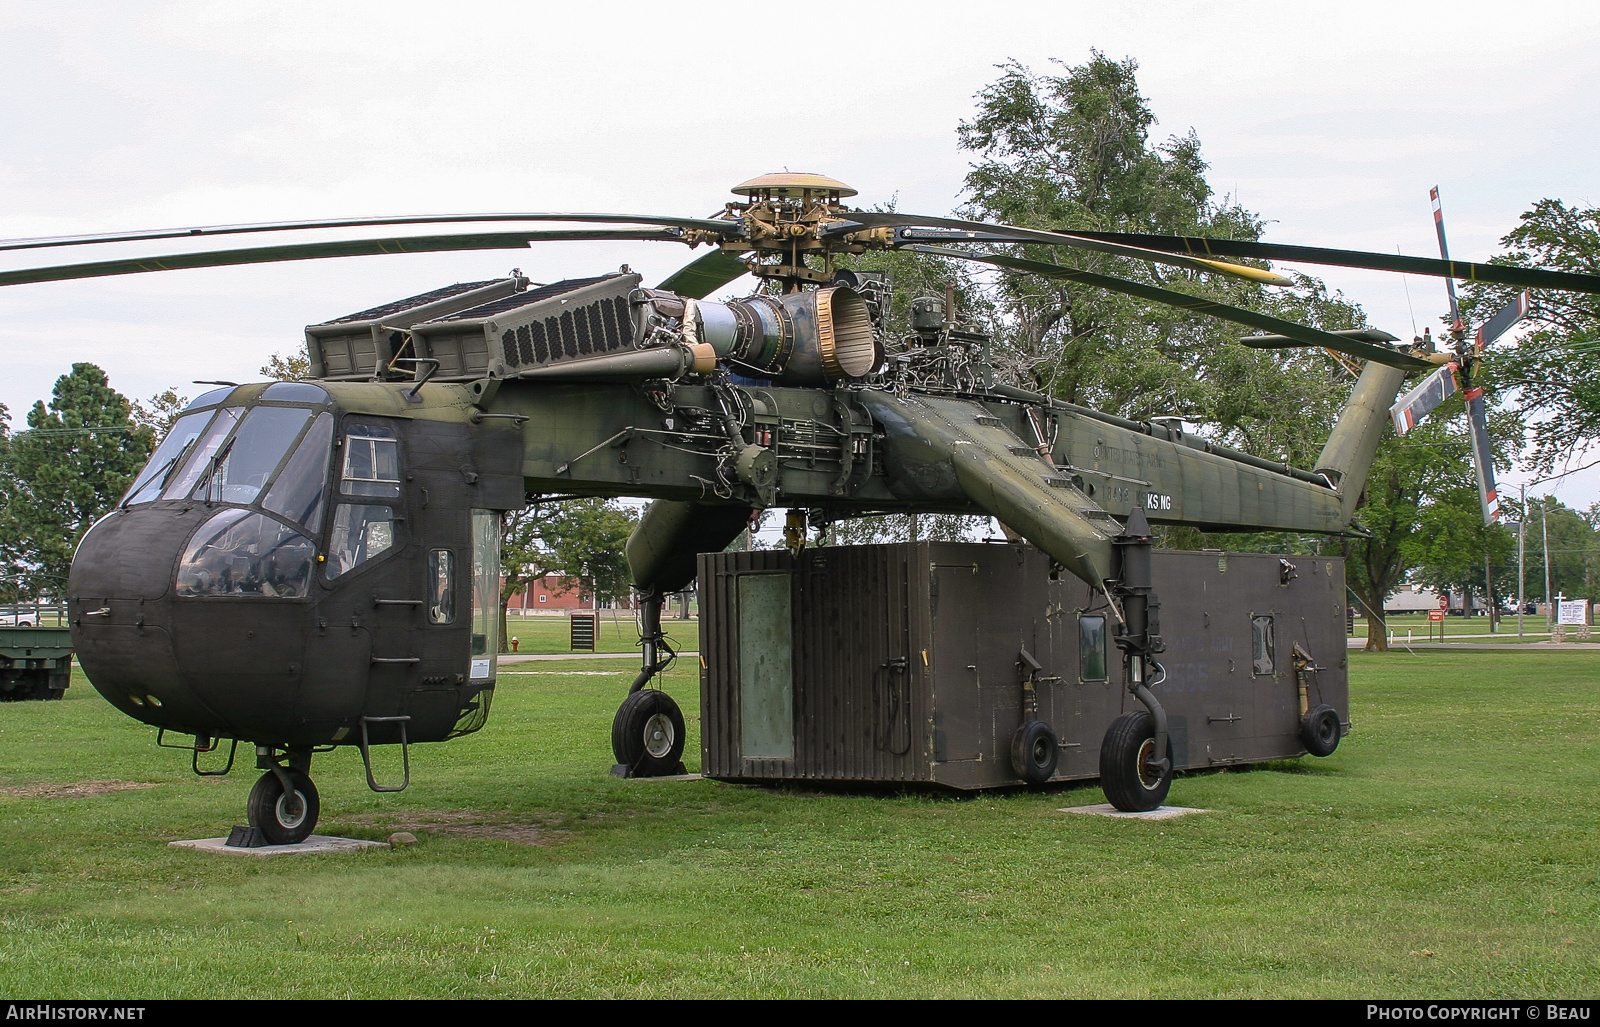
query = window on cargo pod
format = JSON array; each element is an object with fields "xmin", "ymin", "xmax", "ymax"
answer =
[
  {"xmin": 428, "ymin": 550, "xmax": 455, "ymax": 625},
  {"xmin": 1252, "ymin": 615, "xmax": 1275, "ymax": 676},
  {"xmin": 340, "ymin": 423, "xmax": 401, "ymax": 499},
  {"xmin": 1079, "ymin": 615, "xmax": 1107, "ymax": 682}
]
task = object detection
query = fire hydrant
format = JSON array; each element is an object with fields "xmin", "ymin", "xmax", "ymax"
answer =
[{"xmin": 510, "ymin": 637, "xmax": 519, "ymax": 652}]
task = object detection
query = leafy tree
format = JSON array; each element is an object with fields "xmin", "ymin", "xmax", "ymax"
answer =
[
  {"xmin": 498, "ymin": 498, "xmax": 639, "ymax": 650},
  {"xmin": 1462, "ymin": 199, "xmax": 1600, "ymax": 474},
  {"xmin": 0, "ymin": 365, "xmax": 154, "ymax": 597},
  {"xmin": 819, "ymin": 512, "xmax": 990, "ymax": 547},
  {"xmin": 956, "ymin": 55, "xmax": 1366, "ymax": 469},
  {"xmin": 1513, "ymin": 495, "xmax": 1600, "ymax": 604},
  {"xmin": 131, "ymin": 388, "xmax": 190, "ymax": 438},
  {"xmin": 260, "ymin": 348, "xmax": 313, "ymax": 381},
  {"xmin": 1408, "ymin": 486, "xmax": 1517, "ymax": 626}
]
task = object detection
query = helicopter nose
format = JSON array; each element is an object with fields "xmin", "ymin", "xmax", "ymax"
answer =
[{"xmin": 69, "ymin": 508, "xmax": 221, "ymax": 730}]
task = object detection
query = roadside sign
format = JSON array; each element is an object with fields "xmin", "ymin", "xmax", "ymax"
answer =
[
  {"xmin": 1558, "ymin": 600, "xmax": 1589, "ymax": 626},
  {"xmin": 1438, "ymin": 596, "xmax": 1449, "ymax": 610},
  {"xmin": 1428, "ymin": 610, "xmax": 1444, "ymax": 622}
]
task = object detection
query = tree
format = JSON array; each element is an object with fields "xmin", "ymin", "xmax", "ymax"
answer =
[
  {"xmin": 1409, "ymin": 486, "xmax": 1517, "ymax": 623},
  {"xmin": 1462, "ymin": 199, "xmax": 1600, "ymax": 474},
  {"xmin": 1513, "ymin": 496, "xmax": 1600, "ymax": 604},
  {"xmin": 0, "ymin": 365, "xmax": 154, "ymax": 596},
  {"xmin": 498, "ymin": 498, "xmax": 639, "ymax": 650},
  {"xmin": 130, "ymin": 388, "xmax": 190, "ymax": 438},
  {"xmin": 957, "ymin": 55, "xmax": 1366, "ymax": 470},
  {"xmin": 260, "ymin": 348, "xmax": 313, "ymax": 381}
]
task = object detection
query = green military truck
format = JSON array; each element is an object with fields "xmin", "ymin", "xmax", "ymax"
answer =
[{"xmin": 0, "ymin": 606, "xmax": 74, "ymax": 700}]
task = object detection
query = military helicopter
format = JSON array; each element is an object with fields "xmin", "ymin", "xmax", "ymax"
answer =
[{"xmin": 7, "ymin": 173, "xmax": 1598, "ymax": 840}]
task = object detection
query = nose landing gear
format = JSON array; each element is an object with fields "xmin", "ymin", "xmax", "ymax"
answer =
[{"xmin": 243, "ymin": 748, "xmax": 321, "ymax": 845}]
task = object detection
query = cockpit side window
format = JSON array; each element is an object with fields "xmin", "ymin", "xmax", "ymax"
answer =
[
  {"xmin": 262, "ymin": 412, "xmax": 334, "ymax": 533},
  {"xmin": 325, "ymin": 504, "xmax": 397, "ymax": 579},
  {"xmin": 340, "ymin": 423, "xmax": 401, "ymax": 499},
  {"xmin": 123, "ymin": 410, "xmax": 214, "ymax": 506}
]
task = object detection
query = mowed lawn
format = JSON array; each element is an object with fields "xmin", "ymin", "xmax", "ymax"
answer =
[{"xmin": 0, "ymin": 649, "xmax": 1595, "ymax": 999}]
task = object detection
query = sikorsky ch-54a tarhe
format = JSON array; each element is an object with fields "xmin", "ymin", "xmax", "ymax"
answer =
[{"xmin": 6, "ymin": 173, "xmax": 1596, "ymax": 841}]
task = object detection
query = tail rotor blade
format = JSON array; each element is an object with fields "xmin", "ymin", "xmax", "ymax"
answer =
[
  {"xmin": 1430, "ymin": 187, "xmax": 1462, "ymax": 325},
  {"xmin": 1388, "ymin": 363, "xmax": 1460, "ymax": 435},
  {"xmin": 1474, "ymin": 291, "xmax": 1532, "ymax": 354},
  {"xmin": 1464, "ymin": 385, "xmax": 1502, "ymax": 525}
]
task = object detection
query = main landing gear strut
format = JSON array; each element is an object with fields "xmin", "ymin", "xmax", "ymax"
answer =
[
  {"xmin": 1099, "ymin": 508, "xmax": 1175, "ymax": 812},
  {"xmin": 611, "ymin": 588, "xmax": 687, "ymax": 777}
]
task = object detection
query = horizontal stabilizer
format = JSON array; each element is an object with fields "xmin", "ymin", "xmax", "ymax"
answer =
[{"xmin": 1389, "ymin": 363, "xmax": 1460, "ymax": 435}]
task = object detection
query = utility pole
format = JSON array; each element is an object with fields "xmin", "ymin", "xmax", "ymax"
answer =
[
  {"xmin": 1518, "ymin": 484, "xmax": 1526, "ymax": 639},
  {"xmin": 1543, "ymin": 501, "xmax": 1553, "ymax": 633}
]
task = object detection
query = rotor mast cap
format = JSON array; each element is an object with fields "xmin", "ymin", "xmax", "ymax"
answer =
[{"xmin": 732, "ymin": 173, "xmax": 857, "ymax": 200}]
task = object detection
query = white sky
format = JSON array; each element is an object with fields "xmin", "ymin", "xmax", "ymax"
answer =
[{"xmin": 3, "ymin": 0, "xmax": 1598, "ymax": 510}]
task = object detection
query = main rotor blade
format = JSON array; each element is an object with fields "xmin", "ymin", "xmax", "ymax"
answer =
[
  {"xmin": 0, "ymin": 212, "xmax": 741, "ymax": 253},
  {"xmin": 656, "ymin": 249, "xmax": 751, "ymax": 298},
  {"xmin": 1058, "ymin": 230, "xmax": 1600, "ymax": 295},
  {"xmin": 832, "ymin": 211, "xmax": 1294, "ymax": 286},
  {"xmin": 0, "ymin": 230, "xmax": 690, "ymax": 288},
  {"xmin": 911, "ymin": 245, "xmax": 1436, "ymax": 371}
]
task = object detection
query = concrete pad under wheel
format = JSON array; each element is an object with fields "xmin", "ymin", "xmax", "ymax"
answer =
[
  {"xmin": 1059, "ymin": 803, "xmax": 1207, "ymax": 820},
  {"xmin": 169, "ymin": 835, "xmax": 390, "ymax": 857}
]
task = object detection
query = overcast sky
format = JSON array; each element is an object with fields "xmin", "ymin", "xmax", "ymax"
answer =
[{"xmin": 3, "ymin": 0, "xmax": 1598, "ymax": 509}]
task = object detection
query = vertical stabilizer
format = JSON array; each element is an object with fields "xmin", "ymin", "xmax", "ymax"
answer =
[{"xmin": 1314, "ymin": 361, "xmax": 1410, "ymax": 524}]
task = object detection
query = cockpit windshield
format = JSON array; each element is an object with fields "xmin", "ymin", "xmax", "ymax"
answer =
[
  {"xmin": 192, "ymin": 406, "xmax": 311, "ymax": 505},
  {"xmin": 262, "ymin": 412, "xmax": 334, "ymax": 532}
]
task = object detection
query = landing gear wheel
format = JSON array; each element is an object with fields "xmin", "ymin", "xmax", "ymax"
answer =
[
  {"xmin": 1099, "ymin": 711, "xmax": 1173, "ymax": 812},
  {"xmin": 247, "ymin": 768, "xmax": 320, "ymax": 844},
  {"xmin": 1010, "ymin": 720, "xmax": 1059, "ymax": 785},
  {"xmin": 612, "ymin": 690, "xmax": 686, "ymax": 776},
  {"xmin": 1301, "ymin": 704, "xmax": 1342, "ymax": 757}
]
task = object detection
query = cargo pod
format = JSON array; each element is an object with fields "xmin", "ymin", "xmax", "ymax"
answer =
[{"xmin": 698, "ymin": 542, "xmax": 1350, "ymax": 797}]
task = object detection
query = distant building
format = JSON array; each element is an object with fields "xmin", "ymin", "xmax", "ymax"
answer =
[
  {"xmin": 504, "ymin": 575, "xmax": 638, "ymax": 612},
  {"xmin": 1384, "ymin": 584, "xmax": 1444, "ymax": 614}
]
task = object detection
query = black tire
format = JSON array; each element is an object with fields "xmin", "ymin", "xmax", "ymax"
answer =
[
  {"xmin": 247, "ymin": 769, "xmax": 320, "ymax": 844},
  {"xmin": 612, "ymin": 690, "xmax": 686, "ymax": 776},
  {"xmin": 1099, "ymin": 711, "xmax": 1173, "ymax": 812},
  {"xmin": 1010, "ymin": 720, "xmax": 1059, "ymax": 785},
  {"xmin": 1301, "ymin": 704, "xmax": 1342, "ymax": 757}
]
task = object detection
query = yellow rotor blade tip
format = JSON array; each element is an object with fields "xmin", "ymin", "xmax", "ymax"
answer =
[{"xmin": 1195, "ymin": 258, "xmax": 1293, "ymax": 286}]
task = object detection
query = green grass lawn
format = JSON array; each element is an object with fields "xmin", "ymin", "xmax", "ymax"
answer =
[
  {"xmin": 1353, "ymin": 612, "xmax": 1554, "ymax": 641},
  {"xmin": 1, "ymin": 650, "xmax": 1596, "ymax": 999}
]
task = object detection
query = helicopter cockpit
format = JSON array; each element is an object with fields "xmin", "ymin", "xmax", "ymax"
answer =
[{"xmin": 69, "ymin": 380, "xmax": 526, "ymax": 775}]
